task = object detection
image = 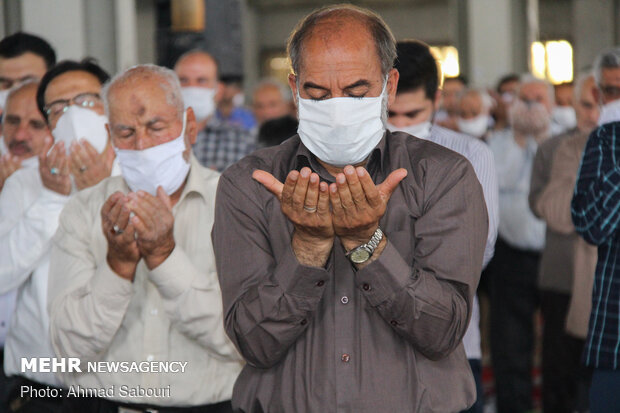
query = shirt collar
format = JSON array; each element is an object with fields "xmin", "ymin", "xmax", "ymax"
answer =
[
  {"xmin": 176, "ymin": 154, "xmax": 211, "ymax": 204},
  {"xmin": 292, "ymin": 131, "xmax": 388, "ymax": 181}
]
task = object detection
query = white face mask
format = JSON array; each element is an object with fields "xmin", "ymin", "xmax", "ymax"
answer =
[
  {"xmin": 181, "ymin": 87, "xmax": 216, "ymax": 122},
  {"xmin": 598, "ymin": 99, "xmax": 620, "ymax": 126},
  {"xmin": 115, "ymin": 111, "xmax": 190, "ymax": 196},
  {"xmin": 386, "ymin": 120, "xmax": 432, "ymax": 139},
  {"xmin": 52, "ymin": 106, "xmax": 109, "ymax": 154},
  {"xmin": 297, "ymin": 80, "xmax": 387, "ymax": 167},
  {"xmin": 458, "ymin": 115, "xmax": 489, "ymax": 138},
  {"xmin": 0, "ymin": 88, "xmax": 10, "ymax": 111},
  {"xmin": 552, "ymin": 106, "xmax": 577, "ymax": 130}
]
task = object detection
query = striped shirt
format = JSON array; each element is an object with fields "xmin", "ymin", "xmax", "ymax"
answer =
[
  {"xmin": 571, "ymin": 120, "xmax": 620, "ymax": 368},
  {"xmin": 192, "ymin": 118, "xmax": 256, "ymax": 172}
]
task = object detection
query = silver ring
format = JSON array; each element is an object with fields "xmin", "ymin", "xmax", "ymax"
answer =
[
  {"xmin": 79, "ymin": 165, "xmax": 87, "ymax": 173},
  {"xmin": 50, "ymin": 167, "xmax": 59, "ymax": 175},
  {"xmin": 303, "ymin": 205, "xmax": 317, "ymax": 213},
  {"xmin": 112, "ymin": 225, "xmax": 124, "ymax": 235}
]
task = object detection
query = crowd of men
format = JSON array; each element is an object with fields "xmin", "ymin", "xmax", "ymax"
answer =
[{"xmin": 0, "ymin": 3, "xmax": 620, "ymax": 413}]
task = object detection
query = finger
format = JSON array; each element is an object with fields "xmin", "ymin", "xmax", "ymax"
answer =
[
  {"xmin": 39, "ymin": 136, "xmax": 53, "ymax": 163},
  {"xmin": 291, "ymin": 167, "xmax": 311, "ymax": 210},
  {"xmin": 130, "ymin": 214, "xmax": 147, "ymax": 236},
  {"xmin": 59, "ymin": 154, "xmax": 70, "ymax": 176},
  {"xmin": 316, "ymin": 181, "xmax": 330, "ymax": 217},
  {"xmin": 101, "ymin": 192, "xmax": 123, "ymax": 221},
  {"xmin": 357, "ymin": 167, "xmax": 381, "ymax": 208},
  {"xmin": 335, "ymin": 172, "xmax": 355, "ymax": 211},
  {"xmin": 156, "ymin": 186, "xmax": 172, "ymax": 211},
  {"xmin": 343, "ymin": 165, "xmax": 366, "ymax": 207},
  {"xmin": 116, "ymin": 202, "xmax": 131, "ymax": 231},
  {"xmin": 47, "ymin": 143, "xmax": 59, "ymax": 169},
  {"xmin": 127, "ymin": 193, "xmax": 156, "ymax": 229},
  {"xmin": 69, "ymin": 141, "xmax": 88, "ymax": 168},
  {"xmin": 304, "ymin": 172, "xmax": 319, "ymax": 211},
  {"xmin": 80, "ymin": 139, "xmax": 100, "ymax": 161},
  {"xmin": 105, "ymin": 197, "xmax": 124, "ymax": 234},
  {"xmin": 378, "ymin": 168, "xmax": 408, "ymax": 201},
  {"xmin": 252, "ymin": 169, "xmax": 284, "ymax": 199},
  {"xmin": 280, "ymin": 170, "xmax": 299, "ymax": 208},
  {"xmin": 329, "ymin": 183, "xmax": 345, "ymax": 219}
]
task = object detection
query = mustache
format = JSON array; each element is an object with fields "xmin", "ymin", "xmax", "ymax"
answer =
[{"xmin": 8, "ymin": 141, "xmax": 31, "ymax": 152}]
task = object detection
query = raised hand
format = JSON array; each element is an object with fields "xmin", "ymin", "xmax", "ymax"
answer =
[
  {"xmin": 39, "ymin": 137, "xmax": 71, "ymax": 196},
  {"xmin": 127, "ymin": 187, "xmax": 175, "ymax": 270},
  {"xmin": 253, "ymin": 167, "xmax": 333, "ymax": 267},
  {"xmin": 101, "ymin": 191, "xmax": 140, "ymax": 281},
  {"xmin": 69, "ymin": 139, "xmax": 114, "ymax": 190},
  {"xmin": 329, "ymin": 165, "xmax": 407, "ymax": 251}
]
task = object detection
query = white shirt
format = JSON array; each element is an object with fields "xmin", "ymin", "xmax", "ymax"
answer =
[
  {"xmin": 0, "ymin": 168, "xmax": 69, "ymax": 385},
  {"xmin": 48, "ymin": 156, "xmax": 243, "ymax": 406},
  {"xmin": 0, "ymin": 161, "xmax": 122, "ymax": 386},
  {"xmin": 488, "ymin": 129, "xmax": 546, "ymax": 251},
  {"xmin": 424, "ymin": 125, "xmax": 499, "ymax": 360}
]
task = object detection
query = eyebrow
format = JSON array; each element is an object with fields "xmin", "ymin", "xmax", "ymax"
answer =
[
  {"xmin": 146, "ymin": 117, "xmax": 167, "ymax": 128},
  {"xmin": 302, "ymin": 79, "xmax": 372, "ymax": 92}
]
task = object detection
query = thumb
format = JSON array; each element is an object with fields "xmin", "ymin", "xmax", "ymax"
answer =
[
  {"xmin": 39, "ymin": 136, "xmax": 54, "ymax": 162},
  {"xmin": 156, "ymin": 186, "xmax": 172, "ymax": 211},
  {"xmin": 378, "ymin": 168, "xmax": 407, "ymax": 201},
  {"xmin": 252, "ymin": 169, "xmax": 284, "ymax": 199}
]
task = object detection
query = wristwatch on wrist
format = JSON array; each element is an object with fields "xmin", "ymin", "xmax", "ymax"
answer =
[{"xmin": 345, "ymin": 227, "xmax": 384, "ymax": 264}]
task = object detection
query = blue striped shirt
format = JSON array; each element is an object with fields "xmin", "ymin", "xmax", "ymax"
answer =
[{"xmin": 571, "ymin": 120, "xmax": 620, "ymax": 369}]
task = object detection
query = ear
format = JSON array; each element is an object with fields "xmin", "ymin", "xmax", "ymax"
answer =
[
  {"xmin": 386, "ymin": 68, "xmax": 399, "ymax": 107},
  {"xmin": 214, "ymin": 82, "xmax": 225, "ymax": 104},
  {"xmin": 185, "ymin": 107, "xmax": 197, "ymax": 146},
  {"xmin": 288, "ymin": 73, "xmax": 298, "ymax": 104},
  {"xmin": 433, "ymin": 90, "xmax": 442, "ymax": 111},
  {"xmin": 105, "ymin": 123, "xmax": 114, "ymax": 147},
  {"xmin": 592, "ymin": 85, "xmax": 601, "ymax": 105}
]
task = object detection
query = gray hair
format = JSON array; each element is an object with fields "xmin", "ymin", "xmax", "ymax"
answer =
[
  {"xmin": 102, "ymin": 64, "xmax": 184, "ymax": 119},
  {"xmin": 287, "ymin": 4, "xmax": 396, "ymax": 77},
  {"xmin": 461, "ymin": 88, "xmax": 493, "ymax": 112},
  {"xmin": 593, "ymin": 47, "xmax": 620, "ymax": 85},
  {"xmin": 518, "ymin": 73, "xmax": 555, "ymax": 104},
  {"xmin": 253, "ymin": 78, "xmax": 292, "ymax": 103}
]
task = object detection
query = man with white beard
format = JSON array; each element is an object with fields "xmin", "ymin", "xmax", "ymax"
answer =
[
  {"xmin": 174, "ymin": 50, "xmax": 254, "ymax": 172},
  {"xmin": 486, "ymin": 74, "xmax": 556, "ymax": 413},
  {"xmin": 0, "ymin": 60, "xmax": 114, "ymax": 412}
]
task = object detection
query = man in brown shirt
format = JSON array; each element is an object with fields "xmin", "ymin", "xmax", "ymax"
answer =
[
  {"xmin": 212, "ymin": 5, "xmax": 487, "ymax": 412},
  {"xmin": 528, "ymin": 73, "xmax": 599, "ymax": 413}
]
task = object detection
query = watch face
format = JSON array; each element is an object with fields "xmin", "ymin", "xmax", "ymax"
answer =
[{"xmin": 350, "ymin": 248, "xmax": 370, "ymax": 264}]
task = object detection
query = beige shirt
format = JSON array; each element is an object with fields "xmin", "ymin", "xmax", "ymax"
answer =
[
  {"xmin": 48, "ymin": 155, "xmax": 243, "ymax": 406},
  {"xmin": 537, "ymin": 133, "xmax": 597, "ymax": 338}
]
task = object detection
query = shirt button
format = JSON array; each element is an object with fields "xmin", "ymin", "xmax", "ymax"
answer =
[
  {"xmin": 390, "ymin": 320, "xmax": 398, "ymax": 326},
  {"xmin": 300, "ymin": 319, "xmax": 308, "ymax": 326},
  {"xmin": 340, "ymin": 296, "xmax": 349, "ymax": 304},
  {"xmin": 316, "ymin": 280, "xmax": 325, "ymax": 287},
  {"xmin": 362, "ymin": 283, "xmax": 371, "ymax": 291},
  {"xmin": 146, "ymin": 355, "xmax": 154, "ymax": 362},
  {"xmin": 341, "ymin": 353, "xmax": 350, "ymax": 363}
]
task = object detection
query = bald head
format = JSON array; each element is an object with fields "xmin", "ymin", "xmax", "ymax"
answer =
[
  {"xmin": 174, "ymin": 50, "xmax": 219, "ymax": 89},
  {"xmin": 287, "ymin": 4, "xmax": 396, "ymax": 78}
]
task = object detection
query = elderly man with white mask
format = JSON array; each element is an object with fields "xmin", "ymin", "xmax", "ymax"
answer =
[
  {"xmin": 48, "ymin": 64, "xmax": 243, "ymax": 413},
  {"xmin": 213, "ymin": 5, "xmax": 487, "ymax": 412},
  {"xmin": 0, "ymin": 59, "xmax": 113, "ymax": 412}
]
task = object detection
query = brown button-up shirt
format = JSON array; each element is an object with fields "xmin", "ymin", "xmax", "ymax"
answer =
[{"xmin": 212, "ymin": 132, "xmax": 488, "ymax": 412}]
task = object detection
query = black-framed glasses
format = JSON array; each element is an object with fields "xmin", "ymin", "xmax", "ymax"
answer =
[{"xmin": 44, "ymin": 92, "xmax": 103, "ymax": 118}]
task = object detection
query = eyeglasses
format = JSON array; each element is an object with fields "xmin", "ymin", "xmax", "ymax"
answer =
[
  {"xmin": 44, "ymin": 92, "xmax": 103, "ymax": 118},
  {"xmin": 599, "ymin": 84, "xmax": 620, "ymax": 100}
]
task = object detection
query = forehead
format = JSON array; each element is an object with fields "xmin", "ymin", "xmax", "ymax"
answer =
[
  {"xmin": 255, "ymin": 85, "xmax": 282, "ymax": 100},
  {"xmin": 298, "ymin": 20, "xmax": 382, "ymax": 81},
  {"xmin": 5, "ymin": 85, "xmax": 40, "ymax": 115},
  {"xmin": 44, "ymin": 70, "xmax": 101, "ymax": 103},
  {"xmin": 579, "ymin": 78, "xmax": 596, "ymax": 100},
  {"xmin": 393, "ymin": 89, "xmax": 431, "ymax": 109},
  {"xmin": 108, "ymin": 76, "xmax": 176, "ymax": 119},
  {"xmin": 601, "ymin": 67, "xmax": 620, "ymax": 85},
  {"xmin": 175, "ymin": 54, "xmax": 217, "ymax": 76},
  {"xmin": 0, "ymin": 52, "xmax": 47, "ymax": 78},
  {"xmin": 460, "ymin": 93, "xmax": 482, "ymax": 108},
  {"xmin": 443, "ymin": 79, "xmax": 465, "ymax": 92},
  {"xmin": 520, "ymin": 82, "xmax": 549, "ymax": 99}
]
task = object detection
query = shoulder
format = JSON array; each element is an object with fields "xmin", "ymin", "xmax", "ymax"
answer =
[{"xmin": 431, "ymin": 126, "xmax": 494, "ymax": 165}]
